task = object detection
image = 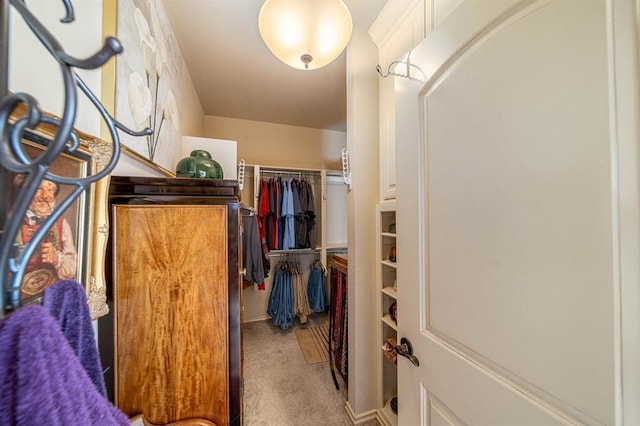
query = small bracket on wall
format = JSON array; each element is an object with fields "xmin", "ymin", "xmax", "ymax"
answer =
[
  {"xmin": 237, "ymin": 159, "xmax": 246, "ymax": 190},
  {"xmin": 341, "ymin": 148, "xmax": 351, "ymax": 190}
]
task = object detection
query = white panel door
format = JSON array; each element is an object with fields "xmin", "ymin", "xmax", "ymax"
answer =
[{"xmin": 395, "ymin": 0, "xmax": 640, "ymax": 425}]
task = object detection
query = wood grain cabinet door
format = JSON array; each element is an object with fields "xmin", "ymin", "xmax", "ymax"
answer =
[{"xmin": 112, "ymin": 204, "xmax": 229, "ymax": 425}]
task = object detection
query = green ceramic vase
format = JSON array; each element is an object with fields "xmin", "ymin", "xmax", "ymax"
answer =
[{"xmin": 175, "ymin": 150, "xmax": 224, "ymax": 179}]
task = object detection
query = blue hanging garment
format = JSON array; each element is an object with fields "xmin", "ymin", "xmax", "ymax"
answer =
[
  {"xmin": 267, "ymin": 261, "xmax": 294, "ymax": 329},
  {"xmin": 282, "ymin": 179, "xmax": 296, "ymax": 250},
  {"xmin": 307, "ymin": 260, "xmax": 327, "ymax": 313}
]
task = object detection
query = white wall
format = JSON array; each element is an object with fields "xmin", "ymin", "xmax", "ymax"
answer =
[
  {"xmin": 112, "ymin": 153, "xmax": 170, "ymax": 177},
  {"xmin": 180, "ymin": 60, "xmax": 205, "ymax": 137},
  {"xmin": 345, "ymin": 27, "xmax": 381, "ymax": 421},
  {"xmin": 434, "ymin": 0, "xmax": 465, "ymax": 26},
  {"xmin": 326, "ymin": 176, "xmax": 349, "ymax": 247},
  {"xmin": 205, "ymin": 115, "xmax": 346, "ymax": 170},
  {"xmin": 9, "ymin": 0, "xmax": 104, "ymax": 136},
  {"xmin": 182, "ymin": 135, "xmax": 237, "ymax": 180}
]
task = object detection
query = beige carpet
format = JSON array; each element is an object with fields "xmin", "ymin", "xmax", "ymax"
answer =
[
  {"xmin": 295, "ymin": 323, "xmax": 329, "ymax": 364},
  {"xmin": 242, "ymin": 315, "xmax": 358, "ymax": 426}
]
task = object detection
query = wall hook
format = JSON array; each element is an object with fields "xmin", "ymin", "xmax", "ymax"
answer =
[
  {"xmin": 237, "ymin": 159, "xmax": 246, "ymax": 190},
  {"xmin": 376, "ymin": 52, "xmax": 425, "ymax": 82},
  {"xmin": 341, "ymin": 148, "xmax": 351, "ymax": 190}
]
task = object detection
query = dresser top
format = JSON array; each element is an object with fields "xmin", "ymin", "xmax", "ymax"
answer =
[{"xmin": 109, "ymin": 176, "xmax": 239, "ymax": 198}]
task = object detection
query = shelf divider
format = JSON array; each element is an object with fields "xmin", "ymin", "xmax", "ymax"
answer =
[
  {"xmin": 382, "ymin": 314, "xmax": 398, "ymax": 331},
  {"xmin": 381, "ymin": 286, "xmax": 398, "ymax": 299}
]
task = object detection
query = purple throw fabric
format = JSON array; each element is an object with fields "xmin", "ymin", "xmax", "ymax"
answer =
[
  {"xmin": 42, "ymin": 279, "xmax": 107, "ymax": 396},
  {"xmin": 0, "ymin": 305, "xmax": 129, "ymax": 425}
]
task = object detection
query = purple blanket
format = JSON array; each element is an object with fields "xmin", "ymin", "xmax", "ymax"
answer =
[
  {"xmin": 42, "ymin": 279, "xmax": 107, "ymax": 396},
  {"xmin": 0, "ymin": 305, "xmax": 129, "ymax": 425}
]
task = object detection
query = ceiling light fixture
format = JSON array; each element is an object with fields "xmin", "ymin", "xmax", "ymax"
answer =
[{"xmin": 258, "ymin": 0, "xmax": 353, "ymax": 71}]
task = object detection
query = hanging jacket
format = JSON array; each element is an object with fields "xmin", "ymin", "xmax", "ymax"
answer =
[
  {"xmin": 307, "ymin": 261, "xmax": 327, "ymax": 313},
  {"xmin": 242, "ymin": 209, "xmax": 266, "ymax": 290},
  {"xmin": 267, "ymin": 261, "xmax": 294, "ymax": 329}
]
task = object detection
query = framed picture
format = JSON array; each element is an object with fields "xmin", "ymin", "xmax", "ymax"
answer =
[
  {"xmin": 1, "ymin": 107, "xmax": 114, "ymax": 319},
  {"xmin": 11, "ymin": 132, "xmax": 90, "ymax": 304},
  {"xmin": 111, "ymin": 0, "xmax": 183, "ymax": 171}
]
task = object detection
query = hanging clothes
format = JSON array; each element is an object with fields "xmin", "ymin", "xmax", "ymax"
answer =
[
  {"xmin": 293, "ymin": 179, "xmax": 308, "ymax": 249},
  {"xmin": 267, "ymin": 258, "xmax": 294, "ymax": 329},
  {"xmin": 282, "ymin": 179, "xmax": 296, "ymax": 250},
  {"xmin": 241, "ymin": 206, "xmax": 266, "ymax": 290},
  {"xmin": 300, "ymin": 179, "xmax": 316, "ymax": 249},
  {"xmin": 275, "ymin": 176, "xmax": 284, "ymax": 250},
  {"xmin": 330, "ymin": 261, "xmax": 348, "ymax": 383},
  {"xmin": 258, "ymin": 174, "xmax": 317, "ymax": 251},
  {"xmin": 292, "ymin": 256, "xmax": 312, "ymax": 324},
  {"xmin": 265, "ymin": 179, "xmax": 277, "ymax": 250},
  {"xmin": 273, "ymin": 178, "xmax": 281, "ymax": 250},
  {"xmin": 257, "ymin": 180, "xmax": 271, "ymax": 276},
  {"xmin": 307, "ymin": 260, "xmax": 327, "ymax": 313}
]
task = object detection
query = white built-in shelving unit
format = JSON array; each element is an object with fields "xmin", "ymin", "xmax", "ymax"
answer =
[{"xmin": 376, "ymin": 200, "xmax": 398, "ymax": 426}]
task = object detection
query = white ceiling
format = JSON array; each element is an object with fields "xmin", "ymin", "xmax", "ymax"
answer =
[{"xmin": 161, "ymin": 0, "xmax": 387, "ymax": 132}]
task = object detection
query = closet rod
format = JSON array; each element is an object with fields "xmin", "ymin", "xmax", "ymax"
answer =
[
  {"xmin": 327, "ymin": 247, "xmax": 348, "ymax": 254},
  {"xmin": 248, "ymin": 163, "xmax": 329, "ymax": 173},
  {"xmin": 260, "ymin": 169, "xmax": 321, "ymax": 177},
  {"xmin": 267, "ymin": 248, "xmax": 320, "ymax": 257}
]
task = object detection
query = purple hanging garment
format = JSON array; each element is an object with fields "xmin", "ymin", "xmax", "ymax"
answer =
[
  {"xmin": 42, "ymin": 279, "xmax": 107, "ymax": 396},
  {"xmin": 0, "ymin": 305, "xmax": 129, "ymax": 425}
]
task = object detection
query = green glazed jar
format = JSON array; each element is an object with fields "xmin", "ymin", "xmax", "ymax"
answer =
[{"xmin": 175, "ymin": 150, "xmax": 224, "ymax": 179}]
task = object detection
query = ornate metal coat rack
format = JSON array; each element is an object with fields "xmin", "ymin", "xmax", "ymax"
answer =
[{"xmin": 0, "ymin": 0, "xmax": 148, "ymax": 318}]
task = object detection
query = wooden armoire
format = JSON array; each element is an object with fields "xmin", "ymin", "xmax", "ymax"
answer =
[{"xmin": 99, "ymin": 176, "xmax": 242, "ymax": 426}]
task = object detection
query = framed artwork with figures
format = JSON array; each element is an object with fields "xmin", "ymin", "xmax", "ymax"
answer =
[
  {"xmin": 2, "ymin": 130, "xmax": 91, "ymax": 305},
  {"xmin": 0, "ymin": 105, "xmax": 115, "ymax": 319}
]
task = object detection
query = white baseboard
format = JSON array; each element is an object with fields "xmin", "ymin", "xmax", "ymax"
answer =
[
  {"xmin": 242, "ymin": 315, "xmax": 271, "ymax": 323},
  {"xmin": 345, "ymin": 402, "xmax": 379, "ymax": 425}
]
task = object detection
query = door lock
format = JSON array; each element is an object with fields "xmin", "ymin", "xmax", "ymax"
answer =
[{"xmin": 395, "ymin": 337, "xmax": 420, "ymax": 367}]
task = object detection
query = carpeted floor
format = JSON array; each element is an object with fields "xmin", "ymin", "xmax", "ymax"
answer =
[{"xmin": 243, "ymin": 313, "xmax": 372, "ymax": 426}]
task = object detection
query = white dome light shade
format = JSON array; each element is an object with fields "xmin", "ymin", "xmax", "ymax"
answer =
[{"xmin": 258, "ymin": 0, "xmax": 353, "ymax": 71}]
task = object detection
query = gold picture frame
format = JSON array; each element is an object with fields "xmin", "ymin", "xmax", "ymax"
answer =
[{"xmin": 120, "ymin": 143, "xmax": 177, "ymax": 178}]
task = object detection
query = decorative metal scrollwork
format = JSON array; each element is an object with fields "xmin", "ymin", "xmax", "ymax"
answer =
[{"xmin": 0, "ymin": 0, "xmax": 150, "ymax": 317}]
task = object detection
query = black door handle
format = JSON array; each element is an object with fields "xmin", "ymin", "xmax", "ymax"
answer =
[{"xmin": 395, "ymin": 337, "xmax": 420, "ymax": 367}]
